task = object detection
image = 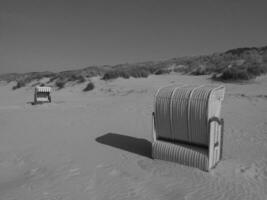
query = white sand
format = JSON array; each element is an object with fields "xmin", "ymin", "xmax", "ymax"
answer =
[{"xmin": 0, "ymin": 74, "xmax": 266, "ymax": 200}]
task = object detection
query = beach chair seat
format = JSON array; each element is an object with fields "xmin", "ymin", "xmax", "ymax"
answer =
[{"xmin": 152, "ymin": 140, "xmax": 209, "ymax": 171}]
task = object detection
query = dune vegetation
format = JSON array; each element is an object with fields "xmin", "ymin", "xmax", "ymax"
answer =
[
  {"xmin": 0, "ymin": 45, "xmax": 267, "ymax": 90},
  {"xmin": 83, "ymin": 82, "xmax": 95, "ymax": 92}
]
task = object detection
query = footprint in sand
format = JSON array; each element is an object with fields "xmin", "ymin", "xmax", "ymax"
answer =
[
  {"xmin": 40, "ymin": 193, "xmax": 64, "ymax": 200},
  {"xmin": 83, "ymin": 178, "xmax": 95, "ymax": 192},
  {"xmin": 238, "ymin": 160, "xmax": 267, "ymax": 181},
  {"xmin": 65, "ymin": 168, "xmax": 81, "ymax": 179},
  {"xmin": 108, "ymin": 169, "xmax": 120, "ymax": 176}
]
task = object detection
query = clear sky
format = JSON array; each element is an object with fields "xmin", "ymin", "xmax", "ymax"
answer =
[{"xmin": 0, "ymin": 0, "xmax": 267, "ymax": 74}]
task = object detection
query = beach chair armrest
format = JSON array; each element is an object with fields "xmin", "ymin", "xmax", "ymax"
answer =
[
  {"xmin": 152, "ymin": 112, "xmax": 157, "ymax": 141},
  {"xmin": 208, "ymin": 116, "xmax": 223, "ymax": 125},
  {"xmin": 208, "ymin": 117, "xmax": 224, "ymax": 160}
]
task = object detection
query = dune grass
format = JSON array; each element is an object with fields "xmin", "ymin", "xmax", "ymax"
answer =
[
  {"xmin": 83, "ymin": 82, "xmax": 95, "ymax": 92},
  {"xmin": 2, "ymin": 45, "xmax": 267, "ymax": 89},
  {"xmin": 213, "ymin": 62, "xmax": 267, "ymax": 81}
]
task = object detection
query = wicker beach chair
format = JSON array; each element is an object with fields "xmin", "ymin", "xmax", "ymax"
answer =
[
  {"xmin": 34, "ymin": 86, "xmax": 52, "ymax": 104},
  {"xmin": 152, "ymin": 85, "xmax": 225, "ymax": 171}
]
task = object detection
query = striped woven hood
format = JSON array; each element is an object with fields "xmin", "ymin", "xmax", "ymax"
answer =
[{"xmin": 154, "ymin": 85, "xmax": 225, "ymax": 147}]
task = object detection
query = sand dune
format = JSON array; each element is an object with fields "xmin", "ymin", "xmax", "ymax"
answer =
[{"xmin": 0, "ymin": 74, "xmax": 266, "ymax": 199}]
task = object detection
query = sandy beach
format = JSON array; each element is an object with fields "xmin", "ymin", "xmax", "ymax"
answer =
[{"xmin": 0, "ymin": 74, "xmax": 266, "ymax": 200}]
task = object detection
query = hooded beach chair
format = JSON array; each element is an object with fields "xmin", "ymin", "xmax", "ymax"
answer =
[
  {"xmin": 34, "ymin": 86, "xmax": 52, "ymax": 104},
  {"xmin": 152, "ymin": 85, "xmax": 225, "ymax": 171}
]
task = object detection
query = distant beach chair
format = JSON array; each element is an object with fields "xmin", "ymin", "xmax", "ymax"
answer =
[
  {"xmin": 34, "ymin": 86, "xmax": 52, "ymax": 104},
  {"xmin": 152, "ymin": 85, "xmax": 225, "ymax": 171}
]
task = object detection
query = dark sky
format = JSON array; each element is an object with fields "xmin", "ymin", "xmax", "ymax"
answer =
[{"xmin": 0, "ymin": 0, "xmax": 267, "ymax": 74}]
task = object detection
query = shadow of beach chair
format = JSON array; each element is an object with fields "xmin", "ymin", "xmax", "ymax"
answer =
[{"xmin": 152, "ymin": 85, "xmax": 225, "ymax": 171}]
